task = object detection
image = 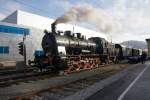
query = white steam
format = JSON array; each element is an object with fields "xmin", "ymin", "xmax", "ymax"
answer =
[{"xmin": 55, "ymin": 4, "xmax": 122, "ymax": 33}]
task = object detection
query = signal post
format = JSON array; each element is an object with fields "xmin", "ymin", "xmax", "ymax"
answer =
[{"xmin": 17, "ymin": 34, "xmax": 27, "ymax": 71}]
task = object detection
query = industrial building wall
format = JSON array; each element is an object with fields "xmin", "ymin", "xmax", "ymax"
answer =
[
  {"xmin": 17, "ymin": 10, "xmax": 54, "ymax": 30},
  {"xmin": 0, "ymin": 33, "xmax": 23, "ymax": 61},
  {"xmin": 0, "ymin": 22, "xmax": 44, "ymax": 63},
  {"xmin": 25, "ymin": 27, "xmax": 44, "ymax": 62}
]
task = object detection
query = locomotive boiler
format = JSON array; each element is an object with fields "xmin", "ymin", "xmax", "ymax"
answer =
[{"xmin": 42, "ymin": 25, "xmax": 97, "ymax": 56}]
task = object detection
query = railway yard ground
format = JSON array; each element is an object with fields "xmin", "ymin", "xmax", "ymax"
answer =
[{"xmin": 0, "ymin": 61, "xmax": 148, "ymax": 100}]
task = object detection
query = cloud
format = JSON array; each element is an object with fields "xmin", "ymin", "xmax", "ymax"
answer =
[
  {"xmin": 117, "ymin": 0, "xmax": 150, "ymax": 30},
  {"xmin": 104, "ymin": 0, "xmax": 150, "ymax": 42},
  {"xmin": 0, "ymin": 0, "xmax": 21, "ymax": 20},
  {"xmin": 5, "ymin": 1, "xmax": 21, "ymax": 12},
  {"xmin": 51, "ymin": 0, "xmax": 72, "ymax": 11},
  {"xmin": 0, "ymin": 13, "xmax": 6, "ymax": 21},
  {"xmin": 126, "ymin": 13, "xmax": 150, "ymax": 30},
  {"xmin": 47, "ymin": 0, "xmax": 73, "ymax": 17}
]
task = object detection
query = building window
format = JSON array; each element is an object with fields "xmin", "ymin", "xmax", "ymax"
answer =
[
  {"xmin": 0, "ymin": 25, "xmax": 29, "ymax": 35},
  {"xmin": 0, "ymin": 46, "xmax": 9, "ymax": 54}
]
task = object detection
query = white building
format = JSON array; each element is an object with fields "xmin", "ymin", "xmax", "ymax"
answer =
[{"xmin": 0, "ymin": 10, "xmax": 107, "ymax": 62}]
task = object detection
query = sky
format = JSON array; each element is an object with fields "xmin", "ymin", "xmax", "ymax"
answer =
[{"xmin": 0, "ymin": 0, "xmax": 150, "ymax": 43}]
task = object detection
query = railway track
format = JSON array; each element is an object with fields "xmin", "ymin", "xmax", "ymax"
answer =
[
  {"xmin": 0, "ymin": 71, "xmax": 58, "ymax": 87},
  {"xmin": 10, "ymin": 64, "xmax": 127, "ymax": 100},
  {"xmin": 0, "ymin": 66, "xmax": 59, "ymax": 87},
  {"xmin": 0, "ymin": 64, "xmax": 110, "ymax": 87},
  {"xmin": 0, "ymin": 67, "xmax": 34, "ymax": 76},
  {"xmin": 0, "ymin": 63, "xmax": 127, "ymax": 88}
]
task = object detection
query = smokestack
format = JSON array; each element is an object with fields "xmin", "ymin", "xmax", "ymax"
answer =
[{"xmin": 51, "ymin": 22, "xmax": 56, "ymax": 33}]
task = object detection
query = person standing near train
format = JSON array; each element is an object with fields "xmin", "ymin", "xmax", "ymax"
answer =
[{"xmin": 141, "ymin": 52, "xmax": 147, "ymax": 64}]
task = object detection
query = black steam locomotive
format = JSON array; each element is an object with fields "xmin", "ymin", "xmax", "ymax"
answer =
[{"xmin": 29, "ymin": 23, "xmax": 142, "ymax": 73}]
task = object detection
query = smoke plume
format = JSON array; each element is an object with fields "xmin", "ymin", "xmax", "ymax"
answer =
[{"xmin": 54, "ymin": 4, "xmax": 121, "ymax": 33}]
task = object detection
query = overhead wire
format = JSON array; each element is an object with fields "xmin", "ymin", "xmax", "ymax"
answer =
[{"xmin": 13, "ymin": 0, "xmax": 52, "ymax": 15}]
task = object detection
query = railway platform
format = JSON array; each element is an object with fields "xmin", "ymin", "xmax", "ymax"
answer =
[{"xmin": 88, "ymin": 62, "xmax": 150, "ymax": 100}]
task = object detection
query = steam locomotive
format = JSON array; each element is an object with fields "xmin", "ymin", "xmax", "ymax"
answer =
[{"xmin": 29, "ymin": 22, "xmax": 142, "ymax": 73}]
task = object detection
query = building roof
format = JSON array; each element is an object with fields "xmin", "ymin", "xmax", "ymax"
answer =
[{"xmin": 2, "ymin": 10, "xmax": 54, "ymax": 30}]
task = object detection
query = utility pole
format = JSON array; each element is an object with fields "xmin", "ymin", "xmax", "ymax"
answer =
[
  {"xmin": 23, "ymin": 34, "xmax": 26, "ymax": 65},
  {"xmin": 17, "ymin": 33, "xmax": 27, "ymax": 72},
  {"xmin": 18, "ymin": 33, "xmax": 26, "ymax": 65}
]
